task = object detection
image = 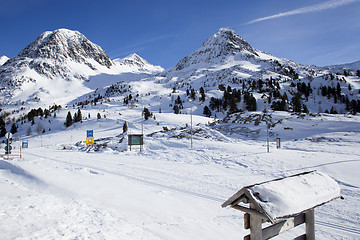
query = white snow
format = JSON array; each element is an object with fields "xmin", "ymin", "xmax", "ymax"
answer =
[
  {"xmin": 1, "ymin": 103, "xmax": 359, "ymax": 239},
  {"xmin": 0, "ymin": 55, "xmax": 9, "ymax": 65},
  {"xmin": 248, "ymin": 171, "xmax": 341, "ymax": 221}
]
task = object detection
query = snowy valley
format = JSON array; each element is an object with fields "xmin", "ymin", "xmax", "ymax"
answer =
[{"xmin": 0, "ymin": 28, "xmax": 359, "ymax": 239}]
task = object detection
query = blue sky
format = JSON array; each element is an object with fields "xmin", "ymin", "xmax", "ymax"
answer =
[{"xmin": 1, "ymin": 0, "xmax": 359, "ymax": 69}]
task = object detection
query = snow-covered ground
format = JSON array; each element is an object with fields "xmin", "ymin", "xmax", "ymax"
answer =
[{"xmin": 1, "ymin": 100, "xmax": 359, "ymax": 239}]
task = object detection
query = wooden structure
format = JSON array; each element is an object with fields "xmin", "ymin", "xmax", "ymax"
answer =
[{"xmin": 222, "ymin": 171, "xmax": 341, "ymax": 240}]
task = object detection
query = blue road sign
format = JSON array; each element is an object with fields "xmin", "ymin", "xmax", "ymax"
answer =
[{"xmin": 87, "ymin": 130, "xmax": 93, "ymax": 138}]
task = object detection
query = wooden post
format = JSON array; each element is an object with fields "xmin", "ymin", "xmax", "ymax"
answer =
[
  {"xmin": 305, "ymin": 209, "xmax": 315, "ymax": 240},
  {"xmin": 249, "ymin": 203, "xmax": 262, "ymax": 240}
]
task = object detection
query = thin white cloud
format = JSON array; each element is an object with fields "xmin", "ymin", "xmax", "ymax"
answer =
[
  {"xmin": 246, "ymin": 0, "xmax": 360, "ymax": 25},
  {"xmin": 110, "ymin": 33, "xmax": 178, "ymax": 58}
]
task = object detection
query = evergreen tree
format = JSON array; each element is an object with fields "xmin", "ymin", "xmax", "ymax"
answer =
[
  {"xmin": 330, "ymin": 106, "xmax": 338, "ymax": 114},
  {"xmin": 203, "ymin": 106, "xmax": 211, "ymax": 117},
  {"xmin": 244, "ymin": 92, "xmax": 257, "ymax": 111},
  {"xmin": 228, "ymin": 98, "xmax": 240, "ymax": 114},
  {"xmin": 97, "ymin": 113, "xmax": 101, "ymax": 120},
  {"xmin": 76, "ymin": 109, "xmax": 82, "ymax": 122},
  {"xmin": 190, "ymin": 89, "xmax": 196, "ymax": 100},
  {"xmin": 175, "ymin": 96, "xmax": 182, "ymax": 105},
  {"xmin": 291, "ymin": 93, "xmax": 303, "ymax": 113},
  {"xmin": 199, "ymin": 87, "xmax": 205, "ymax": 102},
  {"xmin": 73, "ymin": 113, "xmax": 78, "ymax": 123},
  {"xmin": 356, "ymin": 70, "xmax": 360, "ymax": 77},
  {"xmin": 143, "ymin": 107, "xmax": 152, "ymax": 120},
  {"xmin": 173, "ymin": 105, "xmax": 180, "ymax": 114},
  {"xmin": 123, "ymin": 121, "xmax": 128, "ymax": 133},
  {"xmin": 44, "ymin": 109, "xmax": 50, "ymax": 118},
  {"xmin": 10, "ymin": 123, "xmax": 17, "ymax": 134},
  {"xmin": 65, "ymin": 111, "xmax": 72, "ymax": 127},
  {"xmin": 0, "ymin": 125, "xmax": 6, "ymax": 137}
]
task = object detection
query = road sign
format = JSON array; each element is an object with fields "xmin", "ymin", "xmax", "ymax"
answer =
[
  {"xmin": 22, "ymin": 141, "xmax": 28, "ymax": 148},
  {"xmin": 87, "ymin": 130, "xmax": 93, "ymax": 138},
  {"xmin": 86, "ymin": 137, "xmax": 94, "ymax": 146},
  {"xmin": 5, "ymin": 132, "xmax": 12, "ymax": 139}
]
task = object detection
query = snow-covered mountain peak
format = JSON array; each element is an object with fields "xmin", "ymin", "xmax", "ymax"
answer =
[
  {"xmin": 173, "ymin": 27, "xmax": 259, "ymax": 71},
  {"xmin": 0, "ymin": 29, "xmax": 118, "ymax": 106},
  {"xmin": 113, "ymin": 53, "xmax": 164, "ymax": 73},
  {"xmin": 16, "ymin": 28, "xmax": 112, "ymax": 68},
  {"xmin": 201, "ymin": 27, "xmax": 258, "ymax": 56}
]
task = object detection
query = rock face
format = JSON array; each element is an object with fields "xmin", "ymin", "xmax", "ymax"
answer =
[
  {"xmin": 0, "ymin": 29, "xmax": 113, "ymax": 88},
  {"xmin": 0, "ymin": 28, "xmax": 166, "ymax": 106},
  {"xmin": 17, "ymin": 29, "xmax": 113, "ymax": 67},
  {"xmin": 174, "ymin": 28, "xmax": 259, "ymax": 71}
]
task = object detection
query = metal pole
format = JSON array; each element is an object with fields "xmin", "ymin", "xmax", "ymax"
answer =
[
  {"xmin": 267, "ymin": 122, "xmax": 269, "ymax": 153},
  {"xmin": 190, "ymin": 100, "xmax": 193, "ymax": 149},
  {"xmin": 263, "ymin": 98, "xmax": 269, "ymax": 153},
  {"xmin": 141, "ymin": 98, "xmax": 143, "ymax": 152}
]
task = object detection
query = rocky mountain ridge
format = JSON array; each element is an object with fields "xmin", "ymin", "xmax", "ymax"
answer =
[{"xmin": 0, "ymin": 29, "xmax": 162, "ymax": 106}]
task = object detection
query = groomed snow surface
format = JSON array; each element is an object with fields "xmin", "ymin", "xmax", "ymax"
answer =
[{"xmin": 1, "ymin": 106, "xmax": 360, "ymax": 239}]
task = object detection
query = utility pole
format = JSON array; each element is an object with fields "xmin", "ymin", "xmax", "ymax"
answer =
[
  {"xmin": 190, "ymin": 99, "xmax": 193, "ymax": 149},
  {"xmin": 141, "ymin": 98, "xmax": 144, "ymax": 152},
  {"xmin": 267, "ymin": 120, "xmax": 269, "ymax": 153},
  {"xmin": 263, "ymin": 96, "xmax": 269, "ymax": 153}
]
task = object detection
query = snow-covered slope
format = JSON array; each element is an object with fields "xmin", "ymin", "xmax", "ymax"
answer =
[
  {"xmin": 0, "ymin": 99, "xmax": 359, "ymax": 240},
  {"xmin": 327, "ymin": 60, "xmax": 360, "ymax": 71},
  {"xmin": 150, "ymin": 28, "xmax": 359, "ymax": 116},
  {"xmin": 162, "ymin": 28, "xmax": 313, "ymax": 84},
  {"xmin": 113, "ymin": 53, "xmax": 164, "ymax": 73},
  {"xmin": 0, "ymin": 55, "xmax": 9, "ymax": 65},
  {"xmin": 0, "ymin": 29, "xmax": 163, "ymax": 107}
]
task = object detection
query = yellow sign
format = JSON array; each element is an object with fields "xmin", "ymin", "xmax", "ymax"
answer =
[{"xmin": 86, "ymin": 137, "xmax": 94, "ymax": 146}]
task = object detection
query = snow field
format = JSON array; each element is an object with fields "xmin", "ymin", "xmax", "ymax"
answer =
[{"xmin": 1, "ymin": 102, "xmax": 360, "ymax": 239}]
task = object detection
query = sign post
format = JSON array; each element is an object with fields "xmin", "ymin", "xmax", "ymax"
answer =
[{"xmin": 276, "ymin": 138, "xmax": 281, "ymax": 149}]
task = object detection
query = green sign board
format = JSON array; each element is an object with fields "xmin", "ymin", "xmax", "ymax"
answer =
[{"xmin": 128, "ymin": 134, "xmax": 143, "ymax": 146}]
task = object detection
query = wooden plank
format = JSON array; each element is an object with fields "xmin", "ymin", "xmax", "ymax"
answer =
[
  {"xmin": 231, "ymin": 205, "xmax": 268, "ymax": 219},
  {"xmin": 221, "ymin": 188, "xmax": 246, "ymax": 207},
  {"xmin": 250, "ymin": 203, "xmax": 263, "ymax": 240},
  {"xmin": 305, "ymin": 209, "xmax": 315, "ymax": 240},
  {"xmin": 262, "ymin": 213, "xmax": 305, "ymax": 239},
  {"xmin": 250, "ymin": 214, "xmax": 263, "ymax": 240},
  {"xmin": 244, "ymin": 213, "xmax": 250, "ymax": 229}
]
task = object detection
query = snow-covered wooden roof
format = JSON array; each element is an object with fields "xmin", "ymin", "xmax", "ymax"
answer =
[{"xmin": 222, "ymin": 171, "xmax": 341, "ymax": 223}]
